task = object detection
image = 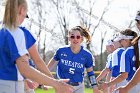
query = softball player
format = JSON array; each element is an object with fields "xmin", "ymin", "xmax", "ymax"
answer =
[
  {"xmin": 115, "ymin": 10, "xmax": 140, "ymax": 93},
  {"xmin": 0, "ymin": 0, "xmax": 74, "ymax": 93},
  {"xmin": 118, "ymin": 29, "xmax": 138, "ymax": 93},
  {"xmin": 99, "ymin": 29, "xmax": 138, "ymax": 93},
  {"xmin": 96, "ymin": 39, "xmax": 115, "ymax": 93},
  {"xmin": 48, "ymin": 26, "xmax": 99, "ymax": 93},
  {"xmin": 110, "ymin": 35, "xmax": 125, "ymax": 93}
]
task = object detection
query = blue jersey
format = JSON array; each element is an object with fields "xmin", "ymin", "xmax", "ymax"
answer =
[
  {"xmin": 105, "ymin": 53, "xmax": 112, "ymax": 70},
  {"xmin": 0, "ymin": 27, "xmax": 36, "ymax": 81},
  {"xmin": 120, "ymin": 46, "xmax": 136, "ymax": 81},
  {"xmin": 53, "ymin": 46, "xmax": 95, "ymax": 83},
  {"xmin": 111, "ymin": 48, "xmax": 125, "ymax": 77}
]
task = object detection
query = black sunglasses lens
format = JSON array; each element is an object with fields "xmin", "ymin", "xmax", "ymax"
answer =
[
  {"xmin": 77, "ymin": 36, "xmax": 81, "ymax": 39},
  {"xmin": 70, "ymin": 36, "xmax": 75, "ymax": 39}
]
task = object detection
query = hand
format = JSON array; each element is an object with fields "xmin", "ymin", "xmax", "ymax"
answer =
[
  {"xmin": 116, "ymin": 86, "xmax": 128, "ymax": 93},
  {"xmin": 26, "ymin": 79, "xmax": 39, "ymax": 89},
  {"xmin": 54, "ymin": 79, "xmax": 74, "ymax": 93},
  {"xmin": 93, "ymin": 86, "xmax": 101, "ymax": 93},
  {"xmin": 98, "ymin": 82, "xmax": 108, "ymax": 91},
  {"xmin": 109, "ymin": 84, "xmax": 115, "ymax": 93}
]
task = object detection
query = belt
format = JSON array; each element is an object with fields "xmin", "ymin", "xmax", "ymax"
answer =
[{"xmin": 67, "ymin": 82, "xmax": 82, "ymax": 86}]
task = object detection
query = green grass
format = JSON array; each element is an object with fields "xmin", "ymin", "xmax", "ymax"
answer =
[{"xmin": 35, "ymin": 88, "xmax": 92, "ymax": 93}]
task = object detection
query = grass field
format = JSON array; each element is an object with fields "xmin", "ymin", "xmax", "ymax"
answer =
[{"xmin": 35, "ymin": 88, "xmax": 92, "ymax": 93}]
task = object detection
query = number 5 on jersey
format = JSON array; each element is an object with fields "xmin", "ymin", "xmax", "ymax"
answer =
[{"xmin": 69, "ymin": 68, "xmax": 75, "ymax": 74}]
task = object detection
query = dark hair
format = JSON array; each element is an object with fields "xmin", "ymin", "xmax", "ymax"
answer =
[
  {"xmin": 69, "ymin": 26, "xmax": 91, "ymax": 43},
  {"xmin": 121, "ymin": 29, "xmax": 139, "ymax": 69},
  {"xmin": 132, "ymin": 36, "xmax": 140, "ymax": 69},
  {"xmin": 135, "ymin": 11, "xmax": 140, "ymax": 22},
  {"xmin": 136, "ymin": 11, "xmax": 140, "ymax": 16}
]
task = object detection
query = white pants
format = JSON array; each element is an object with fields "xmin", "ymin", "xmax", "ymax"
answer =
[
  {"xmin": 0, "ymin": 79, "xmax": 24, "ymax": 93},
  {"xmin": 24, "ymin": 89, "xmax": 35, "ymax": 93},
  {"xmin": 113, "ymin": 80, "xmax": 128, "ymax": 93},
  {"xmin": 129, "ymin": 83, "xmax": 140, "ymax": 93},
  {"xmin": 73, "ymin": 83, "xmax": 84, "ymax": 93}
]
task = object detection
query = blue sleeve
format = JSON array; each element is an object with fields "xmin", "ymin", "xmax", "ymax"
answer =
[
  {"xmin": 124, "ymin": 54, "xmax": 131, "ymax": 72},
  {"xmin": 6, "ymin": 32, "xmax": 20, "ymax": 63},
  {"xmin": 120, "ymin": 52, "xmax": 130, "ymax": 73},
  {"xmin": 85, "ymin": 53, "xmax": 94, "ymax": 68},
  {"xmin": 20, "ymin": 27, "xmax": 36, "ymax": 49},
  {"xmin": 53, "ymin": 49, "xmax": 60, "ymax": 61}
]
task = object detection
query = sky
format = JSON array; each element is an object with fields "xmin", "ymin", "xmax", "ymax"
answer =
[{"xmin": 0, "ymin": 0, "xmax": 140, "ymax": 54}]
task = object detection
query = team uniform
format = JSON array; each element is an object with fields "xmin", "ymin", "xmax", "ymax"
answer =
[
  {"xmin": 106, "ymin": 53, "xmax": 112, "ymax": 70},
  {"xmin": 0, "ymin": 27, "xmax": 36, "ymax": 93},
  {"xmin": 120, "ymin": 46, "xmax": 139, "ymax": 93},
  {"xmin": 104, "ymin": 53, "xmax": 113, "ymax": 93},
  {"xmin": 53, "ymin": 45, "xmax": 95, "ymax": 93},
  {"xmin": 111, "ymin": 48, "xmax": 125, "ymax": 93}
]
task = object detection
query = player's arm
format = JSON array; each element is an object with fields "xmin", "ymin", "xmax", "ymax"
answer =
[
  {"xmin": 108, "ymin": 72, "xmax": 128, "ymax": 86},
  {"xmin": 47, "ymin": 58, "xmax": 58, "ymax": 71},
  {"xmin": 96, "ymin": 68, "xmax": 110, "ymax": 82},
  {"xmin": 123, "ymin": 67, "xmax": 140, "ymax": 91},
  {"xmin": 28, "ymin": 44, "xmax": 53, "ymax": 77},
  {"xmin": 86, "ymin": 67, "xmax": 98, "ymax": 88}
]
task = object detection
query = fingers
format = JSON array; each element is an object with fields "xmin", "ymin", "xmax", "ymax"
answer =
[
  {"xmin": 55, "ymin": 80, "xmax": 74, "ymax": 93},
  {"xmin": 59, "ymin": 79, "xmax": 70, "ymax": 83}
]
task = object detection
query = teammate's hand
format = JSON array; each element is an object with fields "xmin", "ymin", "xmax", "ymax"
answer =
[
  {"xmin": 54, "ymin": 79, "xmax": 74, "ymax": 93},
  {"xmin": 26, "ymin": 79, "xmax": 39, "ymax": 89}
]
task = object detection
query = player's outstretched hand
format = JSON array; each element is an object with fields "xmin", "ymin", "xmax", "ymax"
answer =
[{"xmin": 54, "ymin": 79, "xmax": 74, "ymax": 93}]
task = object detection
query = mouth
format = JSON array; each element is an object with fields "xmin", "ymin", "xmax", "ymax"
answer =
[{"xmin": 73, "ymin": 41, "xmax": 79, "ymax": 44}]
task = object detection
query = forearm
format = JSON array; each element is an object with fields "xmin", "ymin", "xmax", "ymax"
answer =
[
  {"xmin": 96, "ymin": 68, "xmax": 109, "ymax": 82},
  {"xmin": 17, "ymin": 60, "xmax": 57, "ymax": 88},
  {"xmin": 108, "ymin": 72, "xmax": 128, "ymax": 86},
  {"xmin": 106, "ymin": 72, "xmax": 111, "ymax": 82},
  {"xmin": 28, "ymin": 45, "xmax": 53, "ymax": 78},
  {"xmin": 35, "ymin": 58, "xmax": 53, "ymax": 78},
  {"xmin": 125, "ymin": 67, "xmax": 140, "ymax": 90}
]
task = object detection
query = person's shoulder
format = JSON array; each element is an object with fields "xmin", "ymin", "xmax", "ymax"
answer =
[
  {"xmin": 56, "ymin": 45, "xmax": 70, "ymax": 51},
  {"xmin": 82, "ymin": 46, "xmax": 91, "ymax": 53},
  {"xmin": 19, "ymin": 26, "xmax": 29, "ymax": 32},
  {"xmin": 82, "ymin": 46, "xmax": 93, "ymax": 56}
]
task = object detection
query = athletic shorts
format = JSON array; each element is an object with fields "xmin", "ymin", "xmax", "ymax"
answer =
[{"xmin": 0, "ymin": 79, "xmax": 24, "ymax": 93}]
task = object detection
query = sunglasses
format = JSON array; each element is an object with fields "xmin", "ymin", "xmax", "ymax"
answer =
[{"xmin": 70, "ymin": 35, "xmax": 81, "ymax": 39}]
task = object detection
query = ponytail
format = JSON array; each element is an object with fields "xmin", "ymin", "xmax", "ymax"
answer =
[
  {"xmin": 3, "ymin": 0, "xmax": 26, "ymax": 29},
  {"xmin": 132, "ymin": 36, "xmax": 140, "ymax": 69}
]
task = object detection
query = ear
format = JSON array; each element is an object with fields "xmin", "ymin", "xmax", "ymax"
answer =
[{"xmin": 18, "ymin": 5, "xmax": 25, "ymax": 16}]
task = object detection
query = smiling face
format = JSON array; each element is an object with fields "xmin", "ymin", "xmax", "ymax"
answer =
[{"xmin": 68, "ymin": 30, "xmax": 83, "ymax": 47}]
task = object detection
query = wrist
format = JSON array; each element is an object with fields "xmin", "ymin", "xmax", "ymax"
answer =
[
  {"xmin": 51, "ymin": 79, "xmax": 59, "ymax": 89},
  {"xmin": 107, "ymin": 82, "xmax": 110, "ymax": 87}
]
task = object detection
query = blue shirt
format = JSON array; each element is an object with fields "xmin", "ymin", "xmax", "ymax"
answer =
[
  {"xmin": 111, "ymin": 48, "xmax": 125, "ymax": 77},
  {"xmin": 120, "ymin": 46, "xmax": 136, "ymax": 81},
  {"xmin": 0, "ymin": 27, "xmax": 36, "ymax": 81},
  {"xmin": 53, "ymin": 45, "xmax": 95, "ymax": 83}
]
